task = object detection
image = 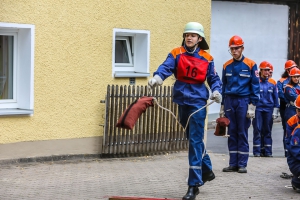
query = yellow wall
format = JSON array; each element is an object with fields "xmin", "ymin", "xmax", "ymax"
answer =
[{"xmin": 0, "ymin": 0, "xmax": 211, "ymax": 144}]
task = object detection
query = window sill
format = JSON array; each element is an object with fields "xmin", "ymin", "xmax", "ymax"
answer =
[
  {"xmin": 0, "ymin": 109, "xmax": 33, "ymax": 116},
  {"xmin": 114, "ymin": 72, "xmax": 150, "ymax": 78}
]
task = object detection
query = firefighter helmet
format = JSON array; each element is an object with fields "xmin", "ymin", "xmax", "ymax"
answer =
[
  {"xmin": 229, "ymin": 35, "xmax": 244, "ymax": 47},
  {"xmin": 269, "ymin": 64, "xmax": 273, "ymax": 72},
  {"xmin": 183, "ymin": 22, "xmax": 205, "ymax": 38},
  {"xmin": 289, "ymin": 67, "xmax": 300, "ymax": 76},
  {"xmin": 285, "ymin": 60, "xmax": 297, "ymax": 70},
  {"xmin": 259, "ymin": 61, "xmax": 272, "ymax": 70},
  {"xmin": 294, "ymin": 95, "xmax": 300, "ymax": 109}
]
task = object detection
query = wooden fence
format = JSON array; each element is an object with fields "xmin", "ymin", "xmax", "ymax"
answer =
[{"xmin": 101, "ymin": 85, "xmax": 188, "ymax": 156}]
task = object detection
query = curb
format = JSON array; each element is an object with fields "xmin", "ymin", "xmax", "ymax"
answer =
[
  {"xmin": 0, "ymin": 151, "xmax": 187, "ymax": 165},
  {"xmin": 0, "ymin": 154, "xmax": 102, "ymax": 165}
]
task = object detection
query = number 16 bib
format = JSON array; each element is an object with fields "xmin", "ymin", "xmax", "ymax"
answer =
[{"xmin": 177, "ymin": 54, "xmax": 209, "ymax": 84}]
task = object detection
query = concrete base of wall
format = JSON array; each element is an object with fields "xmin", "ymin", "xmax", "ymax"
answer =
[
  {"xmin": 0, "ymin": 114, "xmax": 283, "ymax": 163},
  {"xmin": 0, "ymin": 136, "xmax": 103, "ymax": 163}
]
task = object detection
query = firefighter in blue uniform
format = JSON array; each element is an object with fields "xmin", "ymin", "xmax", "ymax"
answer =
[
  {"xmin": 148, "ymin": 22, "xmax": 222, "ymax": 200},
  {"xmin": 277, "ymin": 60, "xmax": 297, "ymax": 157},
  {"xmin": 220, "ymin": 35, "xmax": 260, "ymax": 173},
  {"xmin": 252, "ymin": 61, "xmax": 279, "ymax": 157},
  {"xmin": 286, "ymin": 112, "xmax": 300, "ymax": 143},
  {"xmin": 285, "ymin": 95, "xmax": 300, "ymax": 193},
  {"xmin": 287, "ymin": 69, "xmax": 300, "ymax": 140},
  {"xmin": 284, "ymin": 67, "xmax": 300, "ymax": 124}
]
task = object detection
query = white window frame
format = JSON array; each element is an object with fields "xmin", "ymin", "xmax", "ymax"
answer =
[
  {"xmin": 112, "ymin": 28, "xmax": 150, "ymax": 77},
  {"xmin": 115, "ymin": 36, "xmax": 133, "ymax": 69},
  {"xmin": 0, "ymin": 22, "xmax": 35, "ymax": 116}
]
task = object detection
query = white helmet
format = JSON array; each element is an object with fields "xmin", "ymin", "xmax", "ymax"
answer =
[
  {"xmin": 182, "ymin": 22, "xmax": 209, "ymax": 50},
  {"xmin": 183, "ymin": 22, "xmax": 205, "ymax": 38}
]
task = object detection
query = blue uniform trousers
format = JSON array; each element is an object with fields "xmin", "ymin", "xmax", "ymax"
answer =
[
  {"xmin": 178, "ymin": 104, "xmax": 212, "ymax": 187},
  {"xmin": 224, "ymin": 96, "xmax": 251, "ymax": 168},
  {"xmin": 252, "ymin": 110, "xmax": 273, "ymax": 156},
  {"xmin": 291, "ymin": 167, "xmax": 300, "ymax": 189},
  {"xmin": 260, "ymin": 120, "xmax": 273, "ymax": 155},
  {"xmin": 288, "ymin": 159, "xmax": 300, "ymax": 188},
  {"xmin": 286, "ymin": 133, "xmax": 300, "ymax": 189}
]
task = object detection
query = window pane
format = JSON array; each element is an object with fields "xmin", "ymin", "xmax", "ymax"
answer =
[
  {"xmin": 115, "ymin": 40, "xmax": 130, "ymax": 63},
  {"xmin": 0, "ymin": 35, "xmax": 13, "ymax": 100}
]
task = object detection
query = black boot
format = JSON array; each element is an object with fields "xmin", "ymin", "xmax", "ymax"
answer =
[
  {"xmin": 238, "ymin": 167, "xmax": 247, "ymax": 173},
  {"xmin": 292, "ymin": 183, "xmax": 300, "ymax": 193},
  {"xmin": 202, "ymin": 171, "xmax": 215, "ymax": 183},
  {"xmin": 182, "ymin": 186, "xmax": 199, "ymax": 200},
  {"xmin": 222, "ymin": 166, "xmax": 238, "ymax": 172}
]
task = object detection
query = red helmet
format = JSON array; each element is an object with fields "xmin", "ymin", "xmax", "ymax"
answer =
[
  {"xmin": 285, "ymin": 60, "xmax": 297, "ymax": 70},
  {"xmin": 289, "ymin": 67, "xmax": 300, "ymax": 76},
  {"xmin": 259, "ymin": 61, "xmax": 273, "ymax": 70},
  {"xmin": 294, "ymin": 95, "xmax": 300, "ymax": 109},
  {"xmin": 229, "ymin": 35, "xmax": 244, "ymax": 47}
]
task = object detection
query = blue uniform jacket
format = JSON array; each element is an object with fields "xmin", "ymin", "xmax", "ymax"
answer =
[
  {"xmin": 286, "ymin": 124, "xmax": 300, "ymax": 172},
  {"xmin": 277, "ymin": 77, "xmax": 290, "ymax": 102},
  {"xmin": 221, "ymin": 55, "xmax": 260, "ymax": 105},
  {"xmin": 286, "ymin": 115, "xmax": 300, "ymax": 138},
  {"xmin": 153, "ymin": 46, "xmax": 222, "ymax": 106},
  {"xmin": 284, "ymin": 83, "xmax": 300, "ymax": 105},
  {"xmin": 256, "ymin": 77, "xmax": 279, "ymax": 112}
]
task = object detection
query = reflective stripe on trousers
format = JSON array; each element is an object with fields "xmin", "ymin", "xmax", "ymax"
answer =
[
  {"xmin": 229, "ymin": 151, "xmax": 249, "ymax": 155},
  {"xmin": 190, "ymin": 166, "xmax": 202, "ymax": 170}
]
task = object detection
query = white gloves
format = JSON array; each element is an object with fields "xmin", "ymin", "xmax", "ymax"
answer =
[
  {"xmin": 290, "ymin": 101, "xmax": 295, "ymax": 106},
  {"xmin": 272, "ymin": 107, "xmax": 279, "ymax": 120},
  {"xmin": 246, "ymin": 104, "xmax": 256, "ymax": 119},
  {"xmin": 210, "ymin": 91, "xmax": 222, "ymax": 103},
  {"xmin": 148, "ymin": 75, "xmax": 163, "ymax": 89},
  {"xmin": 219, "ymin": 105, "xmax": 225, "ymax": 117}
]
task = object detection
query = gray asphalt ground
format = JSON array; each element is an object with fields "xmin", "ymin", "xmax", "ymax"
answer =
[{"xmin": 0, "ymin": 123, "xmax": 299, "ymax": 200}]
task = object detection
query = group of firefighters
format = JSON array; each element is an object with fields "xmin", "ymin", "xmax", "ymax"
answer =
[{"xmin": 148, "ymin": 21, "xmax": 300, "ymax": 200}]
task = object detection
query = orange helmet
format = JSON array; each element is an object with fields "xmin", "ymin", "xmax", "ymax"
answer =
[
  {"xmin": 285, "ymin": 60, "xmax": 297, "ymax": 70},
  {"xmin": 269, "ymin": 64, "xmax": 273, "ymax": 72},
  {"xmin": 229, "ymin": 35, "xmax": 244, "ymax": 47},
  {"xmin": 259, "ymin": 61, "xmax": 273, "ymax": 70},
  {"xmin": 294, "ymin": 95, "xmax": 300, "ymax": 109},
  {"xmin": 289, "ymin": 67, "xmax": 300, "ymax": 76}
]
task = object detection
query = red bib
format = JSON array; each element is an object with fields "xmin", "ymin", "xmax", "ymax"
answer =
[{"xmin": 177, "ymin": 54, "xmax": 209, "ymax": 84}]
